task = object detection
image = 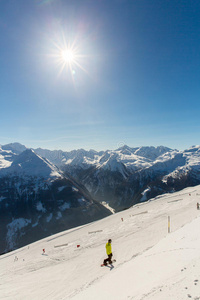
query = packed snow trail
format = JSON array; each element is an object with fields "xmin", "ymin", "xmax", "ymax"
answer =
[
  {"xmin": 71, "ymin": 216, "xmax": 200, "ymax": 300},
  {"xmin": 0, "ymin": 186, "xmax": 200, "ymax": 299}
]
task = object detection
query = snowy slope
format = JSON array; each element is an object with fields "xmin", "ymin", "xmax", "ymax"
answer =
[
  {"xmin": 1, "ymin": 185, "xmax": 200, "ymax": 299},
  {"xmin": 0, "ymin": 146, "xmax": 16, "ymax": 169}
]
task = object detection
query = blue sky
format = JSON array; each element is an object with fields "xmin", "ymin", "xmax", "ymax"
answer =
[{"xmin": 0, "ymin": 0, "xmax": 200, "ymax": 151}]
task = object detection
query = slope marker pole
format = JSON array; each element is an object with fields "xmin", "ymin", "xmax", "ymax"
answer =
[{"xmin": 168, "ymin": 216, "xmax": 170, "ymax": 233}]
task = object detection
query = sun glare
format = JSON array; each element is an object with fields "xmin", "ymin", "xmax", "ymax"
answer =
[
  {"xmin": 61, "ymin": 48, "xmax": 76, "ymax": 63},
  {"xmin": 49, "ymin": 32, "xmax": 88, "ymax": 82}
]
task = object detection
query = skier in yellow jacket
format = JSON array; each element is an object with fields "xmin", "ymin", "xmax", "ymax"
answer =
[{"xmin": 103, "ymin": 239, "xmax": 113, "ymax": 266}]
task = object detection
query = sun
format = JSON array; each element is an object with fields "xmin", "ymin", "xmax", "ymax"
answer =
[
  {"xmin": 61, "ymin": 48, "xmax": 76, "ymax": 64},
  {"xmin": 48, "ymin": 31, "xmax": 89, "ymax": 82}
]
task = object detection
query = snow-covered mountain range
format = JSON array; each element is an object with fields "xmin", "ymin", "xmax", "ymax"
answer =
[
  {"xmin": 1, "ymin": 142, "xmax": 200, "ymax": 254},
  {"xmin": 34, "ymin": 143, "xmax": 200, "ymax": 210}
]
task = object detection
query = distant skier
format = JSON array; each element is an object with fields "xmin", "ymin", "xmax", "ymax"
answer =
[
  {"xmin": 103, "ymin": 239, "xmax": 113, "ymax": 266},
  {"xmin": 197, "ymin": 202, "xmax": 199, "ymax": 210}
]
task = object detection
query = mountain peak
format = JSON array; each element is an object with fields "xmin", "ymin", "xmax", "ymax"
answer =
[
  {"xmin": 116, "ymin": 145, "xmax": 138, "ymax": 155},
  {"xmin": 134, "ymin": 146, "xmax": 172, "ymax": 160},
  {"xmin": 1, "ymin": 149, "xmax": 62, "ymax": 179},
  {"xmin": 2, "ymin": 142, "xmax": 27, "ymax": 154}
]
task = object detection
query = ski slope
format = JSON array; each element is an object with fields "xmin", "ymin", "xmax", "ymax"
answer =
[{"xmin": 1, "ymin": 186, "xmax": 200, "ymax": 299}]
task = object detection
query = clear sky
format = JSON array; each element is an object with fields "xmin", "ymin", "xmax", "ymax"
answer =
[{"xmin": 0, "ymin": 0, "xmax": 200, "ymax": 151}]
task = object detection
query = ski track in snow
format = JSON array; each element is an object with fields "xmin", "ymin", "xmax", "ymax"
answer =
[{"xmin": 1, "ymin": 186, "xmax": 200, "ymax": 299}]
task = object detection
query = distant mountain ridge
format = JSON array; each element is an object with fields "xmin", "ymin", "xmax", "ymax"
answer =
[
  {"xmin": 1, "ymin": 142, "xmax": 200, "ymax": 212},
  {"xmin": 32, "ymin": 144, "xmax": 200, "ymax": 210},
  {"xmin": 1, "ymin": 142, "xmax": 173, "ymax": 166}
]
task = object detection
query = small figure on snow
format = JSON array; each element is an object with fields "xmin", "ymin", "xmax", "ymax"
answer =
[
  {"xmin": 103, "ymin": 239, "xmax": 113, "ymax": 266},
  {"xmin": 197, "ymin": 202, "xmax": 199, "ymax": 210},
  {"xmin": 42, "ymin": 248, "xmax": 45, "ymax": 254}
]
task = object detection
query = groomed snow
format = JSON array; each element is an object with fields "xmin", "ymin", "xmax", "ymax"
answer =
[{"xmin": 1, "ymin": 186, "xmax": 200, "ymax": 299}]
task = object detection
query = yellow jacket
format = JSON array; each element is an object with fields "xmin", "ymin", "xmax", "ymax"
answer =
[{"xmin": 106, "ymin": 242, "xmax": 112, "ymax": 255}]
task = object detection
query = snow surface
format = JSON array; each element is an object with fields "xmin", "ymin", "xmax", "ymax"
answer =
[
  {"xmin": 59, "ymin": 202, "xmax": 71, "ymax": 210},
  {"xmin": 58, "ymin": 186, "xmax": 67, "ymax": 192},
  {"xmin": 1, "ymin": 186, "xmax": 200, "ymax": 299},
  {"xmin": 72, "ymin": 187, "xmax": 79, "ymax": 193},
  {"xmin": 36, "ymin": 202, "xmax": 46, "ymax": 213},
  {"xmin": 140, "ymin": 187, "xmax": 151, "ymax": 202},
  {"xmin": 0, "ymin": 153, "xmax": 12, "ymax": 169},
  {"xmin": 101, "ymin": 201, "xmax": 115, "ymax": 214}
]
